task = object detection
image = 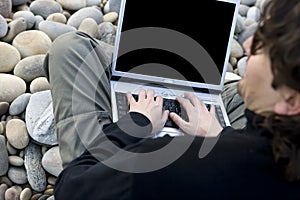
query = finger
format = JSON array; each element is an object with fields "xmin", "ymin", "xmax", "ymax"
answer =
[
  {"xmin": 184, "ymin": 92, "xmax": 200, "ymax": 107},
  {"xmin": 138, "ymin": 89, "xmax": 146, "ymax": 101},
  {"xmin": 126, "ymin": 92, "xmax": 136, "ymax": 104},
  {"xmin": 161, "ymin": 110, "xmax": 169, "ymax": 124},
  {"xmin": 169, "ymin": 112, "xmax": 190, "ymax": 132},
  {"xmin": 146, "ymin": 89, "xmax": 155, "ymax": 99},
  {"xmin": 210, "ymin": 104, "xmax": 217, "ymax": 117},
  {"xmin": 155, "ymin": 95, "xmax": 163, "ymax": 105},
  {"xmin": 176, "ymin": 97, "xmax": 193, "ymax": 113}
]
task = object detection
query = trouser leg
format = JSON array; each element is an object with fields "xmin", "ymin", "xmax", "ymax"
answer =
[
  {"xmin": 43, "ymin": 31, "xmax": 113, "ymax": 167},
  {"xmin": 221, "ymin": 80, "xmax": 247, "ymax": 129}
]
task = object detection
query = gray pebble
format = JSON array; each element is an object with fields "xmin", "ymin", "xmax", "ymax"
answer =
[
  {"xmin": 56, "ymin": 0, "xmax": 86, "ymax": 10},
  {"xmin": 239, "ymin": 4, "xmax": 250, "ymax": 16},
  {"xmin": 42, "ymin": 146, "xmax": 63, "ymax": 177},
  {"xmin": 4, "ymin": 187, "xmax": 19, "ymax": 200},
  {"xmin": 14, "ymin": 54, "xmax": 46, "ymax": 82},
  {"xmin": 46, "ymin": 196, "xmax": 55, "ymax": 200},
  {"xmin": 34, "ymin": 15, "xmax": 44, "ymax": 30},
  {"xmin": 6, "ymin": 141, "xmax": 17, "ymax": 155},
  {"xmin": 0, "ymin": 74, "xmax": 26, "ymax": 103},
  {"xmin": 238, "ymin": 56, "xmax": 248, "ymax": 76},
  {"xmin": 1, "ymin": 17, "xmax": 27, "ymax": 43},
  {"xmin": 0, "ymin": 184, "xmax": 8, "ymax": 200},
  {"xmin": 241, "ymin": 0, "xmax": 257, "ymax": 6},
  {"xmin": 247, "ymin": 6, "xmax": 261, "ymax": 22},
  {"xmin": 0, "ymin": 15, "xmax": 8, "ymax": 38},
  {"xmin": 0, "ymin": 0, "xmax": 12, "ymax": 18},
  {"xmin": 0, "ymin": 42, "xmax": 21, "ymax": 73},
  {"xmin": 67, "ymin": 7, "xmax": 103, "ymax": 29},
  {"xmin": 29, "ymin": 0, "xmax": 63, "ymax": 19},
  {"xmin": 238, "ymin": 22, "xmax": 258, "ymax": 45},
  {"xmin": 235, "ymin": 14, "xmax": 245, "ymax": 34},
  {"xmin": 25, "ymin": 90, "xmax": 57, "ymax": 146},
  {"xmin": 8, "ymin": 167, "xmax": 27, "ymax": 184},
  {"xmin": 24, "ymin": 143, "xmax": 47, "ymax": 192},
  {"xmin": 98, "ymin": 21, "xmax": 115, "ymax": 40},
  {"xmin": 15, "ymin": 3, "xmax": 30, "ymax": 12},
  {"xmin": 109, "ymin": 0, "xmax": 121, "ymax": 13},
  {"xmin": 8, "ymin": 155, "xmax": 24, "ymax": 166},
  {"xmin": 0, "ymin": 135, "xmax": 8, "ymax": 176},
  {"xmin": 39, "ymin": 21, "xmax": 76, "ymax": 41},
  {"xmin": 230, "ymin": 39, "xmax": 244, "ymax": 58},
  {"xmin": 9, "ymin": 93, "xmax": 31, "ymax": 116},
  {"xmin": 6, "ymin": 119, "xmax": 30, "ymax": 149},
  {"xmin": 13, "ymin": 11, "xmax": 35, "ymax": 29},
  {"xmin": 0, "ymin": 122, "xmax": 4, "ymax": 134},
  {"xmin": 86, "ymin": 0, "xmax": 102, "ymax": 7},
  {"xmin": 38, "ymin": 194, "xmax": 50, "ymax": 200},
  {"xmin": 47, "ymin": 176, "xmax": 57, "ymax": 186},
  {"xmin": 0, "ymin": 176, "xmax": 12, "ymax": 187},
  {"xmin": 0, "ymin": 102, "xmax": 9, "ymax": 116},
  {"xmin": 12, "ymin": 0, "xmax": 30, "ymax": 6}
]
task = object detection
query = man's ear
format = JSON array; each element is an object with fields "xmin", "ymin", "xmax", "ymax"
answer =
[{"xmin": 274, "ymin": 89, "xmax": 300, "ymax": 116}]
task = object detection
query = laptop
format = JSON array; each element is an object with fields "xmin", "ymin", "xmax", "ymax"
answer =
[{"xmin": 110, "ymin": 0, "xmax": 240, "ymax": 137}]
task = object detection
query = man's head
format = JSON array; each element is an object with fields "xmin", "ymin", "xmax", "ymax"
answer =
[{"xmin": 238, "ymin": 0, "xmax": 300, "ymax": 117}]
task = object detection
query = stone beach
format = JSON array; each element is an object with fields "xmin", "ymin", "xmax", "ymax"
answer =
[{"xmin": 0, "ymin": 0, "xmax": 268, "ymax": 199}]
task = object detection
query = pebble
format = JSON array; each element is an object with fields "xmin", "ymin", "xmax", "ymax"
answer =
[
  {"xmin": 38, "ymin": 194, "xmax": 50, "ymax": 200},
  {"xmin": 0, "ymin": 74, "xmax": 26, "ymax": 103},
  {"xmin": 0, "ymin": 176, "xmax": 12, "ymax": 187},
  {"xmin": 98, "ymin": 21, "xmax": 115, "ymax": 40},
  {"xmin": 14, "ymin": 54, "xmax": 46, "ymax": 82},
  {"xmin": 87, "ymin": 0, "xmax": 102, "ymax": 6},
  {"xmin": 238, "ymin": 22, "xmax": 258, "ymax": 45},
  {"xmin": 103, "ymin": 1, "xmax": 110, "ymax": 14},
  {"xmin": 20, "ymin": 187, "xmax": 32, "ymax": 200},
  {"xmin": 6, "ymin": 119, "xmax": 29, "ymax": 149},
  {"xmin": 0, "ymin": 102, "xmax": 9, "ymax": 116},
  {"xmin": 12, "ymin": 0, "xmax": 30, "ymax": 6},
  {"xmin": 46, "ymin": 195, "xmax": 55, "ymax": 200},
  {"xmin": 24, "ymin": 143, "xmax": 47, "ymax": 192},
  {"xmin": 235, "ymin": 14, "xmax": 245, "ymax": 34},
  {"xmin": 109, "ymin": 0, "xmax": 121, "ymax": 13},
  {"xmin": 67, "ymin": 7, "xmax": 103, "ymax": 29},
  {"xmin": 4, "ymin": 187, "xmax": 19, "ymax": 200},
  {"xmin": 30, "ymin": 77, "xmax": 51, "ymax": 93},
  {"xmin": 13, "ymin": 11, "xmax": 35, "ymax": 29},
  {"xmin": 0, "ymin": 0, "xmax": 12, "ymax": 18},
  {"xmin": 0, "ymin": 184, "xmax": 8, "ymax": 200},
  {"xmin": 34, "ymin": 15, "xmax": 44, "ymax": 30},
  {"xmin": 244, "ymin": 18, "xmax": 256, "ymax": 27},
  {"xmin": 241, "ymin": 0, "xmax": 257, "ymax": 6},
  {"xmin": 0, "ymin": 42, "xmax": 21, "ymax": 73},
  {"xmin": 1, "ymin": 17, "xmax": 27, "ymax": 43},
  {"xmin": 238, "ymin": 56, "xmax": 248, "ymax": 76},
  {"xmin": 78, "ymin": 18, "xmax": 99, "ymax": 38},
  {"xmin": 12, "ymin": 30, "xmax": 52, "ymax": 58},
  {"xmin": 239, "ymin": 4, "xmax": 250, "ymax": 16},
  {"xmin": 0, "ymin": 122, "xmax": 4, "ymax": 135},
  {"xmin": 15, "ymin": 3, "xmax": 30, "ymax": 12},
  {"xmin": 7, "ymin": 166, "xmax": 27, "ymax": 184},
  {"xmin": 56, "ymin": 0, "xmax": 86, "ymax": 10},
  {"xmin": 103, "ymin": 12, "xmax": 118, "ymax": 23},
  {"xmin": 47, "ymin": 176, "xmax": 57, "ymax": 186},
  {"xmin": 42, "ymin": 146, "xmax": 63, "ymax": 177},
  {"xmin": 230, "ymin": 39, "xmax": 244, "ymax": 58},
  {"xmin": 0, "ymin": 135, "xmax": 9, "ymax": 176},
  {"xmin": 29, "ymin": 0, "xmax": 63, "ymax": 19},
  {"xmin": 39, "ymin": 21, "xmax": 76, "ymax": 41},
  {"xmin": 8, "ymin": 155, "xmax": 24, "ymax": 166},
  {"xmin": 43, "ymin": 188, "xmax": 54, "ymax": 196},
  {"xmin": 9, "ymin": 93, "xmax": 31, "ymax": 116},
  {"xmin": 6, "ymin": 141, "xmax": 17, "ymax": 155},
  {"xmin": 247, "ymin": 6, "xmax": 261, "ymax": 22},
  {"xmin": 25, "ymin": 90, "xmax": 57, "ymax": 146},
  {"xmin": 46, "ymin": 13, "xmax": 67, "ymax": 24},
  {"xmin": 0, "ymin": 15, "xmax": 8, "ymax": 38}
]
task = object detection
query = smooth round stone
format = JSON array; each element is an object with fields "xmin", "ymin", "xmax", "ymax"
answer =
[
  {"xmin": 20, "ymin": 187, "xmax": 32, "ymax": 200},
  {"xmin": 13, "ymin": 11, "xmax": 35, "ymax": 29},
  {"xmin": 0, "ymin": 15, "xmax": 8, "ymax": 38},
  {"xmin": 8, "ymin": 155, "xmax": 24, "ymax": 166},
  {"xmin": 56, "ymin": 0, "xmax": 86, "ymax": 10},
  {"xmin": 0, "ymin": 184, "xmax": 8, "ymax": 200},
  {"xmin": 238, "ymin": 56, "xmax": 248, "ymax": 77},
  {"xmin": 230, "ymin": 39, "xmax": 244, "ymax": 58},
  {"xmin": 44, "ymin": 188, "xmax": 53, "ymax": 196},
  {"xmin": 46, "ymin": 195, "xmax": 55, "ymax": 200},
  {"xmin": 0, "ymin": 74, "xmax": 26, "ymax": 103},
  {"xmin": 98, "ymin": 21, "xmax": 115, "ymax": 40},
  {"xmin": 9, "ymin": 93, "xmax": 31, "ymax": 116},
  {"xmin": 235, "ymin": 14, "xmax": 245, "ymax": 34},
  {"xmin": 0, "ymin": 176, "xmax": 12, "ymax": 187},
  {"xmin": 78, "ymin": 18, "xmax": 99, "ymax": 38},
  {"xmin": 109, "ymin": 0, "xmax": 121, "ymax": 13},
  {"xmin": 42, "ymin": 146, "xmax": 63, "ymax": 177},
  {"xmin": 24, "ymin": 143, "xmax": 47, "ymax": 192},
  {"xmin": 244, "ymin": 18, "xmax": 256, "ymax": 27},
  {"xmin": 0, "ymin": 42, "xmax": 21, "ymax": 73},
  {"xmin": 247, "ymin": 6, "xmax": 261, "ymax": 22},
  {"xmin": 47, "ymin": 176, "xmax": 56, "ymax": 186},
  {"xmin": 8, "ymin": 167, "xmax": 27, "ymax": 184},
  {"xmin": 103, "ymin": 1, "xmax": 110, "ymax": 14},
  {"xmin": 0, "ymin": 102, "xmax": 9, "ymax": 116},
  {"xmin": 0, "ymin": 122, "xmax": 4, "ymax": 134},
  {"xmin": 15, "ymin": 4, "xmax": 30, "ymax": 12},
  {"xmin": 46, "ymin": 13, "xmax": 67, "ymax": 24},
  {"xmin": 239, "ymin": 4, "xmax": 250, "ymax": 16},
  {"xmin": 12, "ymin": 30, "xmax": 52, "ymax": 58},
  {"xmin": 241, "ymin": 0, "xmax": 257, "ymax": 6},
  {"xmin": 14, "ymin": 54, "xmax": 46, "ymax": 82},
  {"xmin": 256, "ymin": 0, "xmax": 269, "ymax": 11},
  {"xmin": 39, "ymin": 194, "xmax": 50, "ymax": 200},
  {"xmin": 34, "ymin": 15, "xmax": 44, "ymax": 30},
  {"xmin": 0, "ymin": 0, "xmax": 12, "ymax": 18},
  {"xmin": 39, "ymin": 21, "xmax": 76, "ymax": 41},
  {"xmin": 0, "ymin": 135, "xmax": 9, "ymax": 176},
  {"xmin": 12, "ymin": 0, "xmax": 30, "ymax": 6},
  {"xmin": 31, "ymin": 193, "xmax": 42, "ymax": 200},
  {"xmin": 1, "ymin": 17, "xmax": 27, "ymax": 43},
  {"xmin": 6, "ymin": 141, "xmax": 18, "ymax": 155},
  {"xmin": 4, "ymin": 187, "xmax": 19, "ymax": 200},
  {"xmin": 230, "ymin": 56, "xmax": 238, "ymax": 67},
  {"xmin": 67, "ymin": 7, "xmax": 103, "ymax": 29},
  {"xmin": 6, "ymin": 119, "xmax": 29, "ymax": 149},
  {"xmin": 26, "ymin": 90, "xmax": 57, "ymax": 146},
  {"xmin": 29, "ymin": 0, "xmax": 63, "ymax": 19},
  {"xmin": 30, "ymin": 77, "xmax": 50, "ymax": 93},
  {"xmin": 86, "ymin": 0, "xmax": 102, "ymax": 6},
  {"xmin": 103, "ymin": 12, "xmax": 118, "ymax": 23},
  {"xmin": 238, "ymin": 22, "xmax": 258, "ymax": 45}
]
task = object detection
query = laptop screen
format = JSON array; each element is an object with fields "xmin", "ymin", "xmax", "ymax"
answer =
[{"xmin": 113, "ymin": 0, "xmax": 239, "ymax": 90}]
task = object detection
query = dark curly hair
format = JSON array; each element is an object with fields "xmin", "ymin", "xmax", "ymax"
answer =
[{"xmin": 251, "ymin": 0, "xmax": 300, "ymax": 182}]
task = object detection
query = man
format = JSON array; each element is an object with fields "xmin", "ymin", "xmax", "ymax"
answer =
[{"xmin": 44, "ymin": 0, "xmax": 300, "ymax": 199}]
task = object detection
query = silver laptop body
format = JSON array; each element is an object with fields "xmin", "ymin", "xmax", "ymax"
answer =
[{"xmin": 110, "ymin": 0, "xmax": 240, "ymax": 137}]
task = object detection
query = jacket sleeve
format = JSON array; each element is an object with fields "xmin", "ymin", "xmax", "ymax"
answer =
[{"xmin": 54, "ymin": 112, "xmax": 152, "ymax": 200}]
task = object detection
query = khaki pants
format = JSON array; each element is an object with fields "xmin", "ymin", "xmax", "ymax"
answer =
[{"xmin": 44, "ymin": 31, "xmax": 246, "ymax": 167}]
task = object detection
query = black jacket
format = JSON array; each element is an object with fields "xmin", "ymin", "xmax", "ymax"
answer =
[{"xmin": 54, "ymin": 110, "xmax": 300, "ymax": 200}]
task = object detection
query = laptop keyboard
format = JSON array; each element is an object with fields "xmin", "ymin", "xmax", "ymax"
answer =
[{"xmin": 115, "ymin": 92, "xmax": 226, "ymax": 129}]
